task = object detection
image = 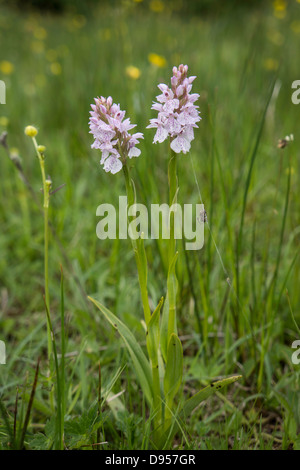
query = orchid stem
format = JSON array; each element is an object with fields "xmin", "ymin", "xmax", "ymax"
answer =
[{"xmin": 123, "ymin": 163, "xmax": 161, "ymax": 439}]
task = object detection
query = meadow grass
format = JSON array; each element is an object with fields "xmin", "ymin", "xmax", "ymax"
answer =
[{"xmin": 0, "ymin": 0, "xmax": 299, "ymax": 449}]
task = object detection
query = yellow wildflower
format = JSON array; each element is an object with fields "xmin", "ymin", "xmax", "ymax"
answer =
[
  {"xmin": 273, "ymin": 0, "xmax": 287, "ymax": 10},
  {"xmin": 50, "ymin": 62, "xmax": 62, "ymax": 75},
  {"xmin": 263, "ymin": 58, "xmax": 279, "ymax": 71},
  {"xmin": 0, "ymin": 61, "xmax": 14, "ymax": 75},
  {"xmin": 0, "ymin": 117, "xmax": 9, "ymax": 127},
  {"xmin": 291, "ymin": 21, "xmax": 300, "ymax": 34},
  {"xmin": 285, "ymin": 167, "xmax": 295, "ymax": 175},
  {"xmin": 126, "ymin": 66, "xmax": 141, "ymax": 80},
  {"xmin": 148, "ymin": 53, "xmax": 166, "ymax": 68},
  {"xmin": 34, "ymin": 27, "xmax": 47, "ymax": 40},
  {"xmin": 150, "ymin": 0, "xmax": 164, "ymax": 12}
]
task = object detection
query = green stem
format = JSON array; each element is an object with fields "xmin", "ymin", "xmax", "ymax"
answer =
[
  {"xmin": 122, "ymin": 163, "xmax": 161, "ymax": 439},
  {"xmin": 32, "ymin": 138, "xmax": 53, "ymax": 382},
  {"xmin": 164, "ymin": 148, "xmax": 179, "ymax": 424},
  {"xmin": 60, "ymin": 266, "xmax": 66, "ymax": 450},
  {"xmin": 123, "ymin": 164, "xmax": 151, "ymax": 324},
  {"xmin": 168, "ymin": 150, "xmax": 177, "ymax": 264},
  {"xmin": 167, "ymin": 150, "xmax": 178, "ymax": 344}
]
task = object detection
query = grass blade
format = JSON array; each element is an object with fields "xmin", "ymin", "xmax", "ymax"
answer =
[{"xmin": 88, "ymin": 296, "xmax": 154, "ymax": 406}]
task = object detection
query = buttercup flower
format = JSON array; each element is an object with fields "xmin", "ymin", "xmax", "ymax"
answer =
[
  {"xmin": 148, "ymin": 53, "xmax": 167, "ymax": 68},
  {"xmin": 147, "ymin": 64, "xmax": 201, "ymax": 154},
  {"xmin": 89, "ymin": 96, "xmax": 144, "ymax": 174},
  {"xmin": 126, "ymin": 65, "xmax": 141, "ymax": 80},
  {"xmin": 0, "ymin": 60, "xmax": 14, "ymax": 75}
]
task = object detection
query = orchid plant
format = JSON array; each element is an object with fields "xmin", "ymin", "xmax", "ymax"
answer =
[{"xmin": 88, "ymin": 65, "xmax": 241, "ymax": 449}]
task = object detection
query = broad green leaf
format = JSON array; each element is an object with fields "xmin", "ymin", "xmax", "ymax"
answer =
[
  {"xmin": 88, "ymin": 296, "xmax": 154, "ymax": 406},
  {"xmin": 106, "ymin": 391, "xmax": 126, "ymax": 420},
  {"xmin": 135, "ymin": 236, "xmax": 151, "ymax": 325},
  {"xmin": 160, "ymin": 292, "xmax": 169, "ymax": 362},
  {"xmin": 147, "ymin": 297, "xmax": 163, "ymax": 367},
  {"xmin": 164, "ymin": 333, "xmax": 183, "ymax": 405},
  {"xmin": 147, "ymin": 297, "xmax": 164, "ymax": 428},
  {"xmin": 23, "ymin": 394, "xmax": 52, "ymax": 417},
  {"xmin": 136, "ymin": 236, "xmax": 148, "ymax": 290},
  {"xmin": 182, "ymin": 375, "xmax": 242, "ymax": 417},
  {"xmin": 161, "ymin": 252, "xmax": 178, "ymax": 362}
]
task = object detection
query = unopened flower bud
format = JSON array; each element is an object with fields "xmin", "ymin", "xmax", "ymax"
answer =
[
  {"xmin": 46, "ymin": 177, "xmax": 52, "ymax": 188},
  {"xmin": 24, "ymin": 125, "xmax": 38, "ymax": 137}
]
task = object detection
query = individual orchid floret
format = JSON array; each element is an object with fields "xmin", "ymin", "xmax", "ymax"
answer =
[
  {"xmin": 147, "ymin": 64, "xmax": 201, "ymax": 154},
  {"xmin": 89, "ymin": 96, "xmax": 144, "ymax": 174}
]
